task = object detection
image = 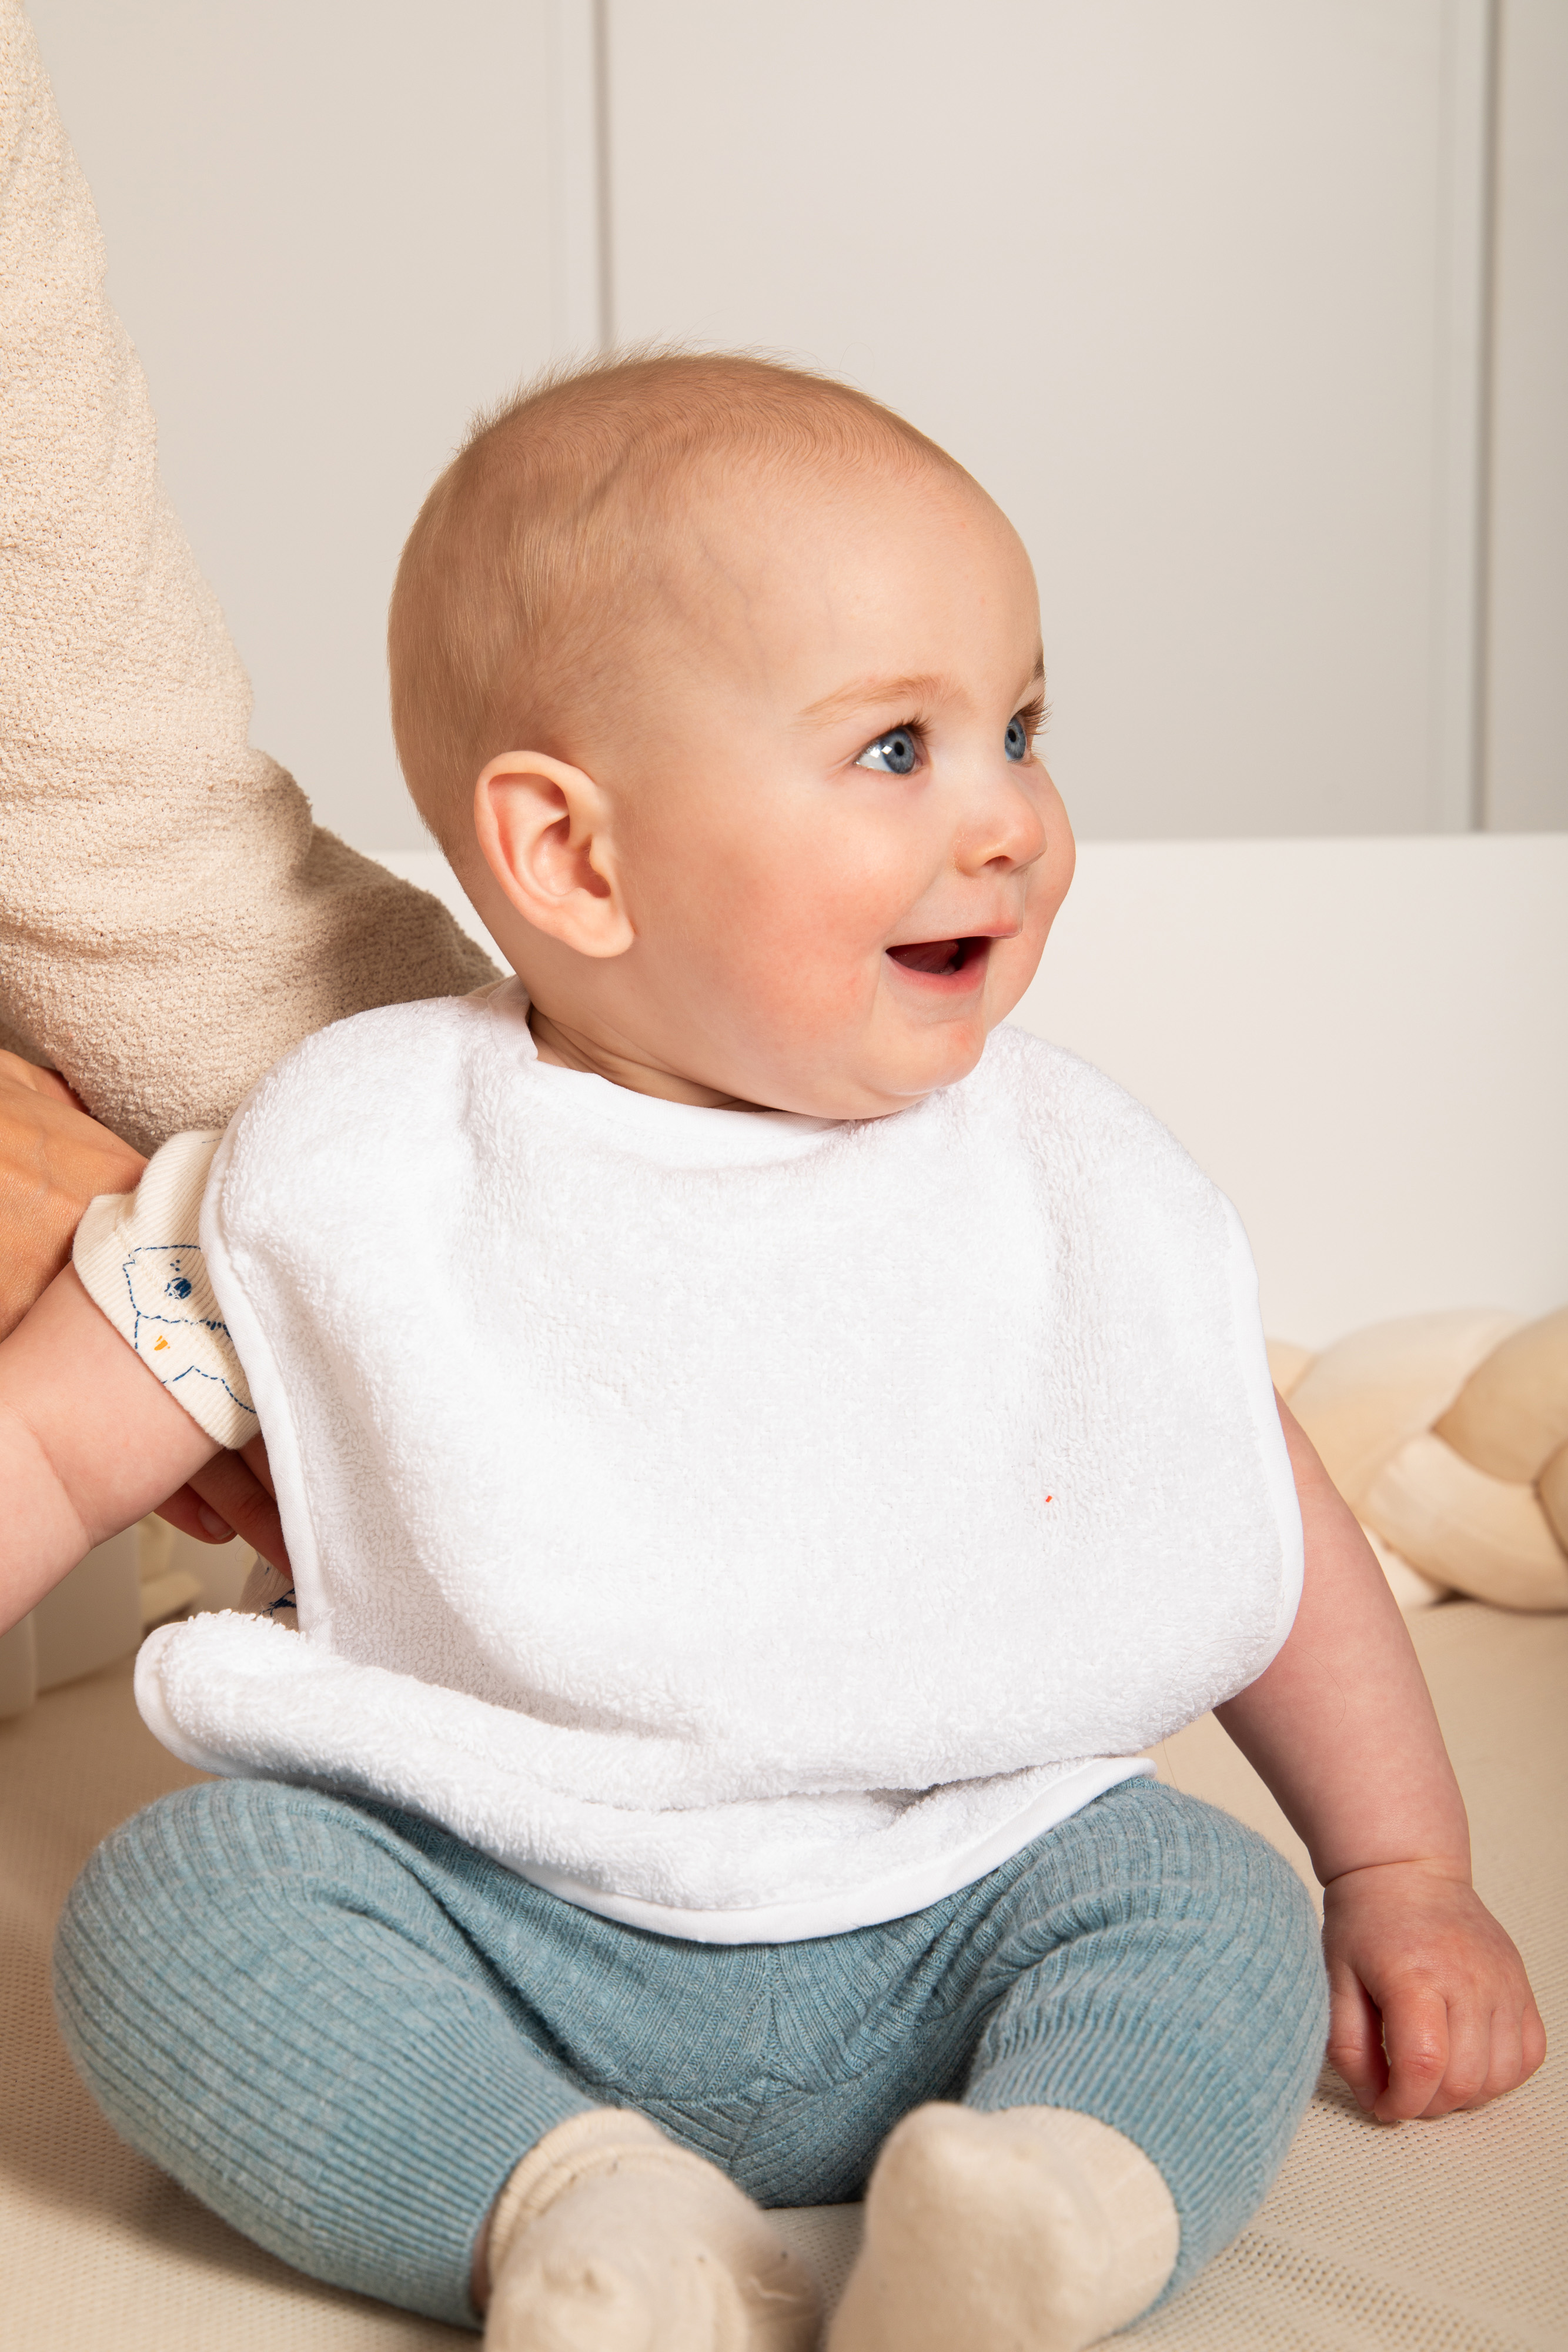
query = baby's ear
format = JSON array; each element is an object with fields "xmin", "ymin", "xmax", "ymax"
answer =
[{"xmin": 472, "ymin": 751, "xmax": 634, "ymax": 959}]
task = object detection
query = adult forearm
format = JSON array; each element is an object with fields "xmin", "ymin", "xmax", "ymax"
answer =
[
  {"xmin": 0, "ymin": 6, "xmax": 499, "ymax": 1155},
  {"xmin": 1215, "ymin": 1398, "xmax": 1471, "ymax": 1886}
]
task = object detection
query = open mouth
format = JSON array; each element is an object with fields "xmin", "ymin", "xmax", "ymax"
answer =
[{"xmin": 886, "ymin": 936, "xmax": 991, "ymax": 980}]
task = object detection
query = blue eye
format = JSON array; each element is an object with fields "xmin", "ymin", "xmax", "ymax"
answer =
[
  {"xmin": 165, "ymin": 1275, "xmax": 193, "ymax": 1301},
  {"xmin": 1005, "ymin": 714, "xmax": 1029, "ymax": 762},
  {"xmin": 855, "ymin": 727, "xmax": 919, "ymax": 776}
]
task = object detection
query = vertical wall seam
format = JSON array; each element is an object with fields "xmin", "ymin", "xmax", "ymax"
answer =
[
  {"xmin": 548, "ymin": 0, "xmax": 609, "ymax": 360},
  {"xmin": 1472, "ymin": 0, "xmax": 1503, "ymax": 831},
  {"xmin": 593, "ymin": 0, "xmax": 614, "ymax": 350},
  {"xmin": 1430, "ymin": 0, "xmax": 1495, "ymax": 834}
]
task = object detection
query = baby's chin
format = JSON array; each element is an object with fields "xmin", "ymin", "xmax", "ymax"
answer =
[{"xmin": 754, "ymin": 1025, "xmax": 996, "ymax": 1123}]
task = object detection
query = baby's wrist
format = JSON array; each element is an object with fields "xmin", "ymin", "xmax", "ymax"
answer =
[{"xmin": 1322, "ymin": 1853, "xmax": 1472, "ymax": 1899}]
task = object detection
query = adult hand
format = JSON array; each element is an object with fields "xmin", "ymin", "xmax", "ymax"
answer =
[{"xmin": 0, "ymin": 1050, "xmax": 145, "ymax": 1338}]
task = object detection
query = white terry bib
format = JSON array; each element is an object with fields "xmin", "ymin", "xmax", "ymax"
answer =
[{"xmin": 136, "ymin": 984, "xmax": 1301, "ymax": 1942}]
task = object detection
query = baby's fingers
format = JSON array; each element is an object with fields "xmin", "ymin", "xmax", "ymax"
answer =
[
  {"xmin": 1400, "ymin": 1993, "xmax": 1497, "ymax": 2119},
  {"xmin": 1373, "ymin": 1987, "xmax": 1451, "ymax": 2121},
  {"xmin": 1374, "ymin": 1983, "xmax": 1546, "ymax": 2120},
  {"xmin": 1326, "ymin": 1965, "xmax": 1388, "ymax": 2111},
  {"xmin": 1476, "ymin": 2006, "xmax": 1525, "ymax": 2112},
  {"xmin": 1478, "ymin": 1989, "xmax": 1547, "ymax": 2109}
]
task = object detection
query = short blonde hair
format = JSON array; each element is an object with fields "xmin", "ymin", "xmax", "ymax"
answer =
[{"xmin": 387, "ymin": 350, "xmax": 962, "ymax": 856}]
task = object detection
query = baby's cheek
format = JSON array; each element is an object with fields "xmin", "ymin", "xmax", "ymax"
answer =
[
  {"xmin": 716, "ymin": 852, "xmax": 891, "ymax": 977},
  {"xmin": 730, "ymin": 917, "xmax": 879, "ymax": 1045},
  {"xmin": 670, "ymin": 817, "xmax": 914, "ymax": 1058}
]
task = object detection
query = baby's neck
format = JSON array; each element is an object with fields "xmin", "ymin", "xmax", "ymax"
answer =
[{"xmin": 527, "ymin": 1003, "xmax": 763, "ymax": 1114}]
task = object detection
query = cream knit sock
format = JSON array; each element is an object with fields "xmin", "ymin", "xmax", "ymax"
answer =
[
  {"xmin": 482, "ymin": 2109, "xmax": 822, "ymax": 2351},
  {"xmin": 826, "ymin": 2104, "xmax": 1179, "ymax": 2352}
]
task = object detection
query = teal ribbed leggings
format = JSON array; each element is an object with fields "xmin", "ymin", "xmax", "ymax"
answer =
[{"xmin": 53, "ymin": 1776, "xmax": 1326, "ymax": 2330}]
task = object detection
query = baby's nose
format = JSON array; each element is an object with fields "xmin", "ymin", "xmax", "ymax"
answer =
[{"xmin": 956, "ymin": 778, "xmax": 1048, "ymax": 876}]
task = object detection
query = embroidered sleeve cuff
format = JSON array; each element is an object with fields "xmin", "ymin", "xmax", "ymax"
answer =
[{"xmin": 72, "ymin": 1130, "xmax": 259, "ymax": 1451}]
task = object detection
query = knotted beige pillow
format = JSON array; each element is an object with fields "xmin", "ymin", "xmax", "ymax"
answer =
[{"xmin": 1268, "ymin": 1308, "xmax": 1568, "ymax": 1611}]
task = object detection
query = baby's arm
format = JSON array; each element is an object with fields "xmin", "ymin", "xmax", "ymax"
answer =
[
  {"xmin": 0, "ymin": 1265, "xmax": 227, "ymax": 1633},
  {"xmin": 1216, "ymin": 1399, "xmax": 1546, "ymax": 2121}
]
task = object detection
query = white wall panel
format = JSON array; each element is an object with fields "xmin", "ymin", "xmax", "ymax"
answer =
[
  {"xmin": 1485, "ymin": 0, "xmax": 1568, "ymax": 830},
  {"xmin": 28, "ymin": 0, "xmax": 560, "ymax": 853},
  {"xmin": 1007, "ymin": 834, "xmax": 1568, "ymax": 1345},
  {"xmin": 27, "ymin": 5, "xmax": 1550, "ymax": 850},
  {"xmin": 606, "ymin": 0, "xmax": 1489, "ymax": 844}
]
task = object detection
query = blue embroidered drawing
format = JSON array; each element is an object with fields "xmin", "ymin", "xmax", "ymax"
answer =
[{"xmin": 120, "ymin": 1243, "xmax": 258, "ymax": 1424}]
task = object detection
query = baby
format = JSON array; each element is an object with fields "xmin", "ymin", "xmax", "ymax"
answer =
[{"xmin": 1, "ymin": 354, "xmax": 1543, "ymax": 2351}]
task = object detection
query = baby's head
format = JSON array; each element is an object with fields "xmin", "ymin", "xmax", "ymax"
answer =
[{"xmin": 389, "ymin": 353, "xmax": 1074, "ymax": 1120}]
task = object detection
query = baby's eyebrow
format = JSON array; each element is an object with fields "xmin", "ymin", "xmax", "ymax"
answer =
[
  {"xmin": 801, "ymin": 671, "xmax": 953, "ymax": 726},
  {"xmin": 801, "ymin": 654, "xmax": 1047, "ymax": 729}
]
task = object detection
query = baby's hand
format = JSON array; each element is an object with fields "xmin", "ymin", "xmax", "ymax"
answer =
[{"xmin": 1322, "ymin": 1860, "xmax": 1546, "ymax": 2122}]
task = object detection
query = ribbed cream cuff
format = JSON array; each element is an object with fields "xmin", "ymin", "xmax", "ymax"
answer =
[{"xmin": 72, "ymin": 1127, "xmax": 256, "ymax": 1449}]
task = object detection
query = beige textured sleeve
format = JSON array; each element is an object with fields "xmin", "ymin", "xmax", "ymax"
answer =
[
  {"xmin": 0, "ymin": 1, "xmax": 499, "ymax": 1157},
  {"xmin": 72, "ymin": 1129, "xmax": 256, "ymax": 1451}
]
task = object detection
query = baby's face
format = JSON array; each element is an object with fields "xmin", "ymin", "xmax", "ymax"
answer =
[{"xmin": 506, "ymin": 456, "xmax": 1073, "ymax": 1120}]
